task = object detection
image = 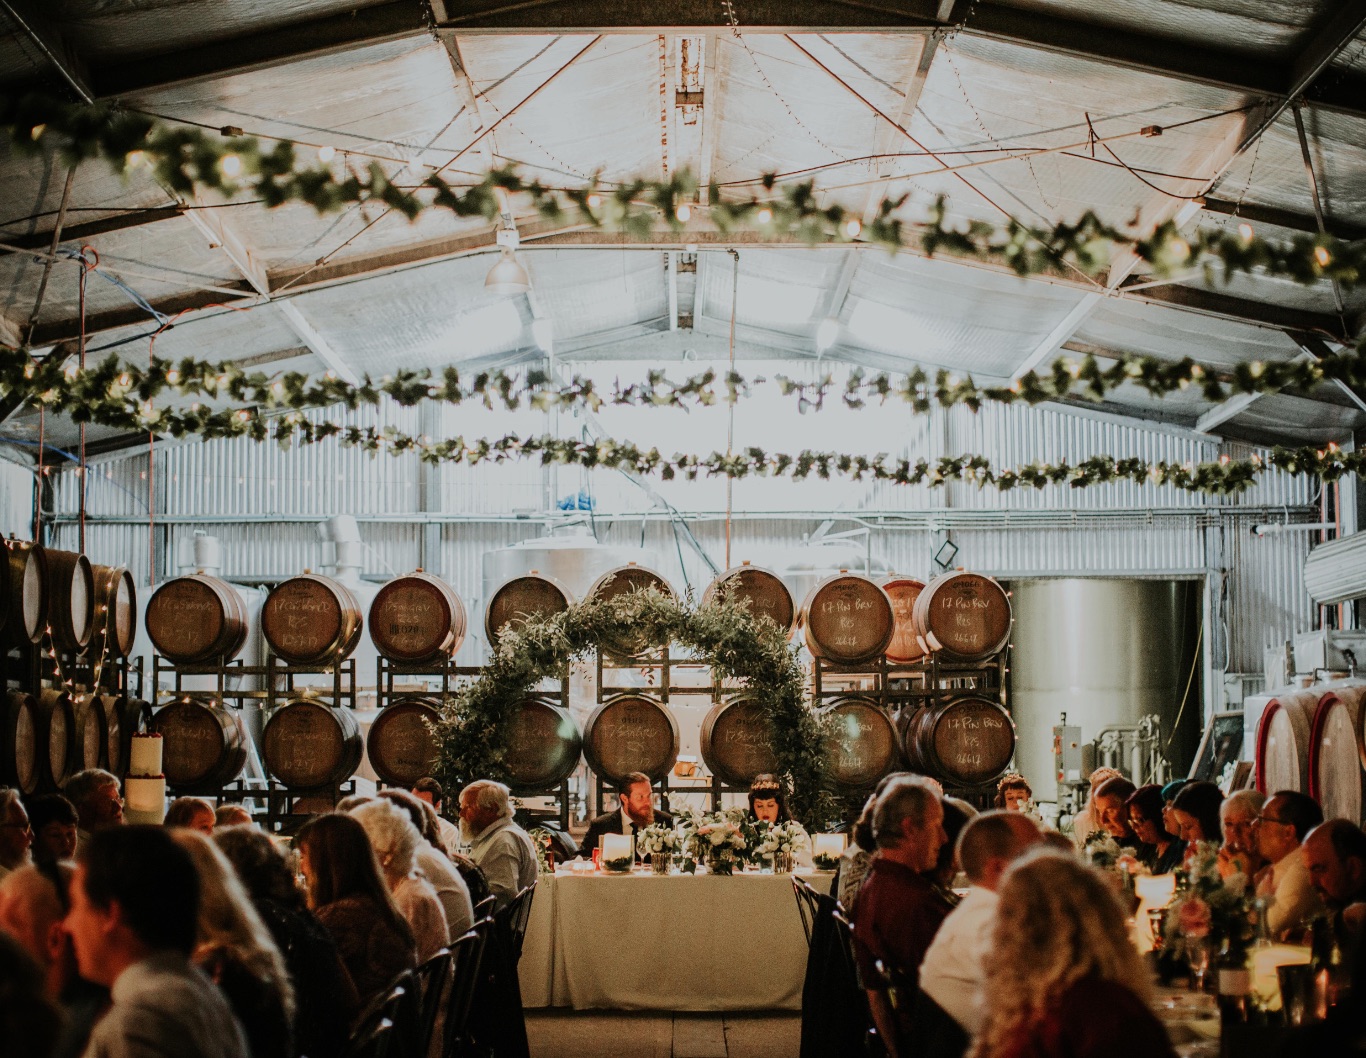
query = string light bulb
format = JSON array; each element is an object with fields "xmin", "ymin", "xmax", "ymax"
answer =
[
  {"xmin": 317, "ymin": 145, "xmax": 336, "ymax": 163},
  {"xmin": 219, "ymin": 154, "xmax": 242, "ymax": 178},
  {"xmin": 675, "ymin": 202, "xmax": 692, "ymax": 222}
]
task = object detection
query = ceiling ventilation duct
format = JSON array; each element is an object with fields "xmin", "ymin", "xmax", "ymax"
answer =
[{"xmin": 1304, "ymin": 533, "xmax": 1366, "ymax": 604}]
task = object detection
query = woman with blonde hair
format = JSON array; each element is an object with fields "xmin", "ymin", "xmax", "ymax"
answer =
[
  {"xmin": 170, "ymin": 829, "xmax": 295, "ymax": 1058},
  {"xmin": 973, "ymin": 850, "xmax": 1176, "ymax": 1058},
  {"xmin": 350, "ymin": 798, "xmax": 449, "ymax": 961}
]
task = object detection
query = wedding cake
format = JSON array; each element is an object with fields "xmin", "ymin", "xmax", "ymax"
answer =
[{"xmin": 124, "ymin": 732, "xmax": 168, "ymax": 824}]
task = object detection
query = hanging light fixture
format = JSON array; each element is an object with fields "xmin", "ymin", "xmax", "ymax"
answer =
[{"xmin": 485, "ymin": 216, "xmax": 531, "ymax": 296}]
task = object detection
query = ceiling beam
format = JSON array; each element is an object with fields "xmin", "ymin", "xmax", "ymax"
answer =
[
  {"xmin": 0, "ymin": 207, "xmax": 186, "ymax": 258},
  {"xmin": 429, "ymin": 4, "xmax": 499, "ymax": 174},
  {"xmin": 861, "ymin": 31, "xmax": 940, "ymax": 226},
  {"xmin": 274, "ymin": 302, "xmax": 359, "ymax": 385},
  {"xmin": 28, "ymin": 285, "xmax": 258, "ymax": 345},
  {"xmin": 1011, "ymin": 292, "xmax": 1103, "ymax": 380},
  {"xmin": 180, "ymin": 195, "xmax": 271, "ymax": 296},
  {"xmin": 1293, "ymin": 333, "xmax": 1366, "ymax": 415},
  {"xmin": 1201, "ymin": 198, "xmax": 1366, "ymax": 243},
  {"xmin": 696, "ymin": 32, "xmax": 722, "ymax": 203},
  {"xmin": 1195, "ymin": 391, "xmax": 1272, "ymax": 435},
  {"xmin": 1123, "ymin": 283, "xmax": 1344, "ymax": 337},
  {"xmin": 0, "ymin": 0, "xmax": 94, "ymax": 101}
]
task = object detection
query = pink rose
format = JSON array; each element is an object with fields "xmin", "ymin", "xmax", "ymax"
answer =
[{"xmin": 1177, "ymin": 897, "xmax": 1212, "ymax": 939}]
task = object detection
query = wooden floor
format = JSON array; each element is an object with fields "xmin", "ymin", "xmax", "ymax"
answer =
[{"xmin": 525, "ymin": 1011, "xmax": 801, "ymax": 1058}]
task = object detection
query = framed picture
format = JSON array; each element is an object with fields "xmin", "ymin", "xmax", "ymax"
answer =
[
  {"xmin": 1189, "ymin": 710, "xmax": 1245, "ymax": 784},
  {"xmin": 1227, "ymin": 760, "xmax": 1255, "ymax": 793}
]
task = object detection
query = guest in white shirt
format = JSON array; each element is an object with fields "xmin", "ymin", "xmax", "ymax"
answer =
[
  {"xmin": 459, "ymin": 780, "xmax": 537, "ymax": 907},
  {"xmin": 1254, "ymin": 790, "xmax": 1325, "ymax": 940},
  {"xmin": 919, "ymin": 810, "xmax": 1043, "ymax": 1035}
]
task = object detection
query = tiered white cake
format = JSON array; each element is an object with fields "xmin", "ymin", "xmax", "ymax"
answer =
[{"xmin": 124, "ymin": 733, "xmax": 168, "ymax": 825}]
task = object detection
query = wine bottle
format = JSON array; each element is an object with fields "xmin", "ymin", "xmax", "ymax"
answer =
[{"xmin": 1217, "ymin": 946, "xmax": 1251, "ymax": 1027}]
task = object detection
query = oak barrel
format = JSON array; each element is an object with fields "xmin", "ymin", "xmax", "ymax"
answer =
[
  {"xmin": 91, "ymin": 565, "xmax": 137, "ymax": 659},
  {"xmin": 262, "ymin": 700, "xmax": 363, "ymax": 789},
  {"xmin": 145, "ymin": 574, "xmax": 249, "ymax": 664},
  {"xmin": 1308, "ymin": 686, "xmax": 1366, "ymax": 824},
  {"xmin": 485, "ymin": 572, "xmax": 572, "ymax": 647},
  {"xmin": 699, "ymin": 694, "xmax": 780, "ymax": 788},
  {"xmin": 150, "ymin": 699, "xmax": 248, "ymax": 792},
  {"xmin": 0, "ymin": 690, "xmax": 70, "ymax": 793},
  {"xmin": 702, "ymin": 564, "xmax": 797, "ymax": 635},
  {"xmin": 367, "ymin": 697, "xmax": 441, "ymax": 788},
  {"xmin": 370, "ymin": 571, "xmax": 467, "ymax": 663},
  {"xmin": 5, "ymin": 540, "xmax": 47, "ymax": 645},
  {"xmin": 901, "ymin": 695, "xmax": 1016, "ymax": 787},
  {"xmin": 587, "ymin": 565, "xmax": 676, "ymax": 659},
  {"xmin": 70, "ymin": 692, "xmax": 118, "ymax": 771},
  {"xmin": 802, "ymin": 573, "xmax": 895, "ymax": 665},
  {"xmin": 582, "ymin": 693, "xmax": 679, "ymax": 784},
  {"xmin": 504, "ymin": 696, "xmax": 583, "ymax": 794},
  {"xmin": 262, "ymin": 574, "xmax": 363, "ymax": 666},
  {"xmin": 883, "ymin": 577, "xmax": 927, "ymax": 664},
  {"xmin": 45, "ymin": 549, "xmax": 95, "ymax": 652},
  {"xmin": 820, "ymin": 697, "xmax": 901, "ymax": 792},
  {"xmin": 1255, "ymin": 689, "xmax": 1320, "ymax": 795},
  {"xmin": 911, "ymin": 572, "xmax": 1012, "ymax": 662}
]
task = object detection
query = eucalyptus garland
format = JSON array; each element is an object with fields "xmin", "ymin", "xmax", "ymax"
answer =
[{"xmin": 430, "ymin": 587, "xmax": 834, "ymax": 827}]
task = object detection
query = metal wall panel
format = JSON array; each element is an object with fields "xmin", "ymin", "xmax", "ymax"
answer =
[{"xmin": 0, "ymin": 457, "xmax": 33, "ymax": 540}]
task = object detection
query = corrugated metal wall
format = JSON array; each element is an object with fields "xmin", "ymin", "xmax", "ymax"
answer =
[{"xmin": 0, "ymin": 455, "xmax": 32, "ymax": 539}]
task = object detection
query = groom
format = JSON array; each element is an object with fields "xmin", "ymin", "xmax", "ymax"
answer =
[{"xmin": 580, "ymin": 772, "xmax": 674, "ymax": 859}]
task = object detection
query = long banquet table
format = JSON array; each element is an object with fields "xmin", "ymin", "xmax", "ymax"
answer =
[{"xmin": 518, "ymin": 867, "xmax": 812, "ymax": 1010}]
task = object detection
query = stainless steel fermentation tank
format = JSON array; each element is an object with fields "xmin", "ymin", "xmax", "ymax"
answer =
[{"xmin": 1010, "ymin": 578, "xmax": 1203, "ymax": 802}]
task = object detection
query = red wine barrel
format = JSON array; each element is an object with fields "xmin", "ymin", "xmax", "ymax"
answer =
[
  {"xmin": 702, "ymin": 564, "xmax": 797, "ymax": 635},
  {"xmin": 582, "ymin": 693, "xmax": 679, "ymax": 784},
  {"xmin": 912, "ymin": 572, "xmax": 1012, "ymax": 662},
  {"xmin": 262, "ymin": 700, "xmax": 363, "ymax": 789},
  {"xmin": 370, "ymin": 571, "xmax": 467, "ymax": 663},
  {"xmin": 145, "ymin": 575, "xmax": 249, "ymax": 664},
  {"xmin": 151, "ymin": 699, "xmax": 248, "ymax": 792},
  {"xmin": 485, "ymin": 572, "xmax": 572, "ymax": 647},
  {"xmin": 1308, "ymin": 686, "xmax": 1366, "ymax": 823},
  {"xmin": 5, "ymin": 541, "xmax": 47, "ymax": 645},
  {"xmin": 504, "ymin": 697, "xmax": 582, "ymax": 794},
  {"xmin": 91, "ymin": 565, "xmax": 137, "ymax": 659},
  {"xmin": 820, "ymin": 697, "xmax": 901, "ymax": 791},
  {"xmin": 802, "ymin": 573, "xmax": 895, "ymax": 665},
  {"xmin": 883, "ymin": 577, "xmax": 927, "ymax": 664},
  {"xmin": 1255, "ymin": 689, "xmax": 1320, "ymax": 795},
  {"xmin": 45, "ymin": 550, "xmax": 95, "ymax": 652},
  {"xmin": 699, "ymin": 694, "xmax": 780, "ymax": 788},
  {"xmin": 587, "ymin": 565, "xmax": 676, "ymax": 659},
  {"xmin": 901, "ymin": 695, "xmax": 1016, "ymax": 787},
  {"xmin": 367, "ymin": 697, "xmax": 441, "ymax": 788},
  {"xmin": 0, "ymin": 690, "xmax": 67, "ymax": 793},
  {"xmin": 70, "ymin": 692, "xmax": 116, "ymax": 771},
  {"xmin": 262, "ymin": 574, "xmax": 363, "ymax": 666}
]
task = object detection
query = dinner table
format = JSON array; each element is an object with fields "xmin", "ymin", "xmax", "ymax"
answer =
[{"xmin": 518, "ymin": 863, "xmax": 816, "ymax": 1010}]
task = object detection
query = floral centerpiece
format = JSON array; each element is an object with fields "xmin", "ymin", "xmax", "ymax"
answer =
[
  {"xmin": 1082, "ymin": 831, "xmax": 1125, "ymax": 870},
  {"xmin": 677, "ymin": 807, "xmax": 755, "ymax": 876},
  {"xmin": 638, "ymin": 823, "xmax": 680, "ymax": 875},
  {"xmin": 754, "ymin": 820, "xmax": 808, "ymax": 873},
  {"xmin": 526, "ymin": 826, "xmax": 557, "ymax": 875},
  {"xmin": 1163, "ymin": 841, "xmax": 1255, "ymax": 962}
]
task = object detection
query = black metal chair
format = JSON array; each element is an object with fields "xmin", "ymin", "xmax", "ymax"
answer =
[
  {"xmin": 831, "ymin": 905, "xmax": 883, "ymax": 1056},
  {"xmin": 442, "ymin": 919, "xmax": 492, "ymax": 1058},
  {"xmin": 793, "ymin": 875, "xmax": 823, "ymax": 946},
  {"xmin": 472, "ymin": 894, "xmax": 495, "ymax": 922},
  {"xmin": 493, "ymin": 882, "xmax": 537, "ymax": 964},
  {"xmin": 343, "ymin": 977, "xmax": 414, "ymax": 1058},
  {"xmin": 413, "ymin": 948, "xmax": 454, "ymax": 1058}
]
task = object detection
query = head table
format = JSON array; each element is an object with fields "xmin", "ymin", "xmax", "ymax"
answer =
[{"xmin": 518, "ymin": 866, "xmax": 815, "ymax": 1010}]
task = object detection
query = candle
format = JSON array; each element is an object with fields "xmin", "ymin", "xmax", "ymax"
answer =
[
  {"xmin": 600, "ymin": 833, "xmax": 633, "ymax": 868},
  {"xmin": 813, "ymin": 834, "xmax": 846, "ymax": 859}
]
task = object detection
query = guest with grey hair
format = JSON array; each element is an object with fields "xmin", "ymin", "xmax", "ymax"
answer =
[
  {"xmin": 350, "ymin": 799, "xmax": 448, "ymax": 961},
  {"xmin": 459, "ymin": 780, "xmax": 536, "ymax": 907},
  {"xmin": 377, "ymin": 789, "xmax": 474, "ymax": 940},
  {"xmin": 1218, "ymin": 788, "xmax": 1266, "ymax": 879},
  {"xmin": 62, "ymin": 769, "xmax": 123, "ymax": 852},
  {"xmin": 0, "ymin": 789, "xmax": 32, "ymax": 880}
]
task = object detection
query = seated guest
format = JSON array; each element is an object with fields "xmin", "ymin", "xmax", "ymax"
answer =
[
  {"xmin": 993, "ymin": 773, "xmax": 1033, "ymax": 814},
  {"xmin": 1070, "ymin": 767, "xmax": 1122, "ymax": 845},
  {"xmin": 0, "ymin": 930, "xmax": 62, "ymax": 1058},
  {"xmin": 1302, "ymin": 819, "xmax": 1366, "ymax": 941},
  {"xmin": 62, "ymin": 770, "xmax": 124, "ymax": 852},
  {"xmin": 215, "ymin": 804, "xmax": 254, "ymax": 830},
  {"xmin": 931, "ymin": 798, "xmax": 977, "ymax": 896},
  {"xmin": 383, "ymin": 788, "xmax": 493, "ymax": 906},
  {"xmin": 1160, "ymin": 780, "xmax": 1188, "ymax": 843},
  {"xmin": 1092, "ymin": 776, "xmax": 1140, "ymax": 847},
  {"xmin": 413, "ymin": 777, "xmax": 463, "ymax": 857},
  {"xmin": 64, "ymin": 826, "xmax": 247, "ymax": 1058},
  {"xmin": 165, "ymin": 797, "xmax": 217, "ymax": 834},
  {"xmin": 920, "ymin": 811, "xmax": 1042, "ymax": 1040},
  {"xmin": 0, "ymin": 789, "xmax": 32, "ymax": 879},
  {"xmin": 1126, "ymin": 784, "xmax": 1184, "ymax": 874},
  {"xmin": 974, "ymin": 850, "xmax": 1177, "ymax": 1058},
  {"xmin": 1254, "ymin": 790, "xmax": 1324, "ymax": 940},
  {"xmin": 378, "ymin": 789, "xmax": 474, "ymax": 939},
  {"xmin": 852, "ymin": 776, "xmax": 952, "ymax": 1058},
  {"xmin": 350, "ymin": 800, "xmax": 448, "ymax": 961},
  {"xmin": 749, "ymin": 774, "xmax": 792, "ymax": 823},
  {"xmin": 1217, "ymin": 789, "xmax": 1266, "ymax": 880},
  {"xmin": 25, "ymin": 796, "xmax": 78, "ymax": 870},
  {"xmin": 1170, "ymin": 780, "xmax": 1225, "ymax": 848},
  {"xmin": 460, "ymin": 781, "xmax": 537, "ymax": 907},
  {"xmin": 839, "ymin": 793, "xmax": 878, "ymax": 911},
  {"xmin": 295, "ymin": 813, "xmax": 417, "ymax": 1009},
  {"xmin": 580, "ymin": 772, "xmax": 675, "ymax": 858},
  {"xmin": 215, "ymin": 826, "xmax": 357, "ymax": 1058}
]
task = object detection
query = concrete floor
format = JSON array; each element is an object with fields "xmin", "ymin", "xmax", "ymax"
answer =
[{"xmin": 525, "ymin": 1011, "xmax": 802, "ymax": 1058}]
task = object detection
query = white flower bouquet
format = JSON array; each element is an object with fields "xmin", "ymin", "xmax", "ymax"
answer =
[
  {"xmin": 677, "ymin": 807, "xmax": 754, "ymax": 876},
  {"xmin": 637, "ymin": 823, "xmax": 680, "ymax": 857}
]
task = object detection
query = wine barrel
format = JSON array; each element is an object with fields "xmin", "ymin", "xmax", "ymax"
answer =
[
  {"xmin": 45, "ymin": 549, "xmax": 95, "ymax": 652},
  {"xmin": 0, "ymin": 690, "xmax": 58, "ymax": 793},
  {"xmin": 5, "ymin": 541, "xmax": 47, "ymax": 645},
  {"xmin": 91, "ymin": 565, "xmax": 137, "ymax": 659},
  {"xmin": 901, "ymin": 695, "xmax": 1016, "ymax": 787},
  {"xmin": 699, "ymin": 694, "xmax": 780, "ymax": 788},
  {"xmin": 262, "ymin": 574, "xmax": 363, "ymax": 666},
  {"xmin": 367, "ymin": 697, "xmax": 441, "ymax": 788},
  {"xmin": 485, "ymin": 572, "xmax": 572, "ymax": 647},
  {"xmin": 802, "ymin": 573, "xmax": 895, "ymax": 665},
  {"xmin": 883, "ymin": 577, "xmax": 927, "ymax": 664},
  {"xmin": 702, "ymin": 563, "xmax": 797, "ymax": 635},
  {"xmin": 587, "ymin": 565, "xmax": 676, "ymax": 659},
  {"xmin": 582, "ymin": 693, "xmax": 679, "ymax": 784},
  {"xmin": 1255, "ymin": 689, "xmax": 1320, "ymax": 795},
  {"xmin": 145, "ymin": 575, "xmax": 249, "ymax": 664},
  {"xmin": 1308, "ymin": 686, "xmax": 1366, "ymax": 823},
  {"xmin": 370, "ymin": 571, "xmax": 467, "ymax": 664},
  {"xmin": 504, "ymin": 696, "xmax": 582, "ymax": 794},
  {"xmin": 70, "ymin": 692, "xmax": 117, "ymax": 771},
  {"xmin": 911, "ymin": 571, "xmax": 1012, "ymax": 662},
  {"xmin": 150, "ymin": 699, "xmax": 248, "ymax": 792},
  {"xmin": 262, "ymin": 700, "xmax": 363, "ymax": 790},
  {"xmin": 820, "ymin": 697, "xmax": 901, "ymax": 792}
]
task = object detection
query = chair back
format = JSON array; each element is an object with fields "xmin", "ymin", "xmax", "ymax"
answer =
[
  {"xmin": 493, "ymin": 882, "xmax": 537, "ymax": 962},
  {"xmin": 793, "ymin": 876, "xmax": 822, "ymax": 946},
  {"xmin": 472, "ymin": 894, "xmax": 496, "ymax": 922},
  {"xmin": 414, "ymin": 948, "xmax": 454, "ymax": 1058},
  {"xmin": 343, "ymin": 976, "xmax": 414, "ymax": 1058},
  {"xmin": 443, "ymin": 919, "xmax": 492, "ymax": 1058}
]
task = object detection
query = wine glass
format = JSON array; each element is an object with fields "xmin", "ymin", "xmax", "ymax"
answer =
[{"xmin": 1186, "ymin": 939, "xmax": 1211, "ymax": 993}]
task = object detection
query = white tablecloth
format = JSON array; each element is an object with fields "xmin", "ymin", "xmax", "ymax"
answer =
[{"xmin": 519, "ymin": 868, "xmax": 810, "ymax": 1011}]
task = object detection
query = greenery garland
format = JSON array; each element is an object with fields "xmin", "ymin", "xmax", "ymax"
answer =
[{"xmin": 430, "ymin": 588, "xmax": 834, "ymax": 828}]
